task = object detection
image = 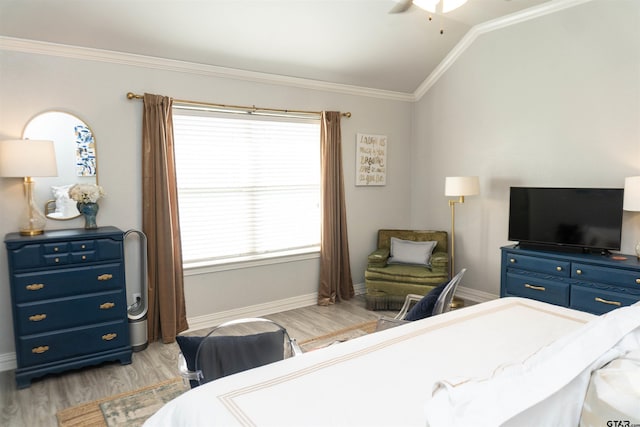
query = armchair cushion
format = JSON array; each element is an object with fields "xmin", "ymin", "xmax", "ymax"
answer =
[{"xmin": 388, "ymin": 238, "xmax": 437, "ymax": 267}]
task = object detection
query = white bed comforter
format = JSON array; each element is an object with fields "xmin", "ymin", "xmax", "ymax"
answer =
[
  {"xmin": 145, "ymin": 297, "xmax": 600, "ymax": 427},
  {"xmin": 425, "ymin": 302, "xmax": 640, "ymax": 427}
]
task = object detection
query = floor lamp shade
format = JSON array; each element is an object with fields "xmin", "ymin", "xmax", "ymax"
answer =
[
  {"xmin": 0, "ymin": 139, "xmax": 58, "ymax": 235},
  {"xmin": 623, "ymin": 176, "xmax": 640, "ymax": 258},
  {"xmin": 445, "ymin": 176, "xmax": 480, "ymax": 198}
]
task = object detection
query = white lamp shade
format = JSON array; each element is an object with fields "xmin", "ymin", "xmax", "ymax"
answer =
[
  {"xmin": 445, "ymin": 176, "xmax": 480, "ymax": 197},
  {"xmin": 0, "ymin": 139, "xmax": 58, "ymax": 177},
  {"xmin": 623, "ymin": 176, "xmax": 640, "ymax": 211}
]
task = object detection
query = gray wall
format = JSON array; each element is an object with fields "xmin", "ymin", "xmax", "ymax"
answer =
[
  {"xmin": 1, "ymin": 0, "xmax": 639, "ymax": 367},
  {"xmin": 0, "ymin": 48, "xmax": 412, "ymax": 363},
  {"xmin": 411, "ymin": 0, "xmax": 640, "ymax": 298}
]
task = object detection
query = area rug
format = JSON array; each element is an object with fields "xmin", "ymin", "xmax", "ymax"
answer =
[
  {"xmin": 57, "ymin": 321, "xmax": 377, "ymax": 426},
  {"xmin": 299, "ymin": 320, "xmax": 377, "ymax": 352},
  {"xmin": 56, "ymin": 377, "xmax": 188, "ymax": 427}
]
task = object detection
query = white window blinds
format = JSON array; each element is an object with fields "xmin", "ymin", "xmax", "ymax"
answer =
[{"xmin": 173, "ymin": 109, "xmax": 321, "ymax": 266}]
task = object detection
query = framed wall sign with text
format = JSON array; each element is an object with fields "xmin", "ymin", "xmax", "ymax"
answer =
[{"xmin": 356, "ymin": 133, "xmax": 387, "ymax": 186}]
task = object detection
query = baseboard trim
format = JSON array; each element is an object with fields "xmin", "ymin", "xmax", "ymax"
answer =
[
  {"xmin": 456, "ymin": 286, "xmax": 499, "ymax": 304},
  {"xmin": 0, "ymin": 351, "xmax": 16, "ymax": 373},
  {"xmin": 186, "ymin": 292, "xmax": 318, "ymax": 333}
]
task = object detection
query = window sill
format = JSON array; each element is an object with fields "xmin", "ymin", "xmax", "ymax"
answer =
[{"xmin": 184, "ymin": 247, "xmax": 321, "ymax": 276}]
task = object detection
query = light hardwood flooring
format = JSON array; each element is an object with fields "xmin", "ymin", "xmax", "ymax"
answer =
[{"xmin": 0, "ymin": 295, "xmax": 393, "ymax": 427}]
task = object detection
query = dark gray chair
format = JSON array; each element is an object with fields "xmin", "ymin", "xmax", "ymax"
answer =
[{"xmin": 177, "ymin": 317, "xmax": 302, "ymax": 388}]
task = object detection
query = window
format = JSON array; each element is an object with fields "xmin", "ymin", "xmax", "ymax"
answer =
[{"xmin": 173, "ymin": 108, "xmax": 321, "ymax": 268}]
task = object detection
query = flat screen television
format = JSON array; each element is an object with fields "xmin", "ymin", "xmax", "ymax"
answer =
[{"xmin": 508, "ymin": 187, "xmax": 624, "ymax": 253}]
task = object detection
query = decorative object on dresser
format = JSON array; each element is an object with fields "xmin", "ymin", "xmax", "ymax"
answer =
[
  {"xmin": 4, "ymin": 226, "xmax": 132, "ymax": 388},
  {"xmin": 364, "ymin": 229, "xmax": 449, "ymax": 310},
  {"xmin": 444, "ymin": 176, "xmax": 479, "ymax": 277},
  {"xmin": 0, "ymin": 139, "xmax": 58, "ymax": 235},
  {"xmin": 623, "ymin": 176, "xmax": 640, "ymax": 258},
  {"xmin": 500, "ymin": 245, "xmax": 640, "ymax": 314},
  {"xmin": 68, "ymin": 183, "xmax": 105, "ymax": 229}
]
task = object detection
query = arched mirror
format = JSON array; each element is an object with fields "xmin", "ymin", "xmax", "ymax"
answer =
[{"xmin": 22, "ymin": 111, "xmax": 98, "ymax": 220}]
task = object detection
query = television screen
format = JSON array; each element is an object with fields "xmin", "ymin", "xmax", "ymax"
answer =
[{"xmin": 508, "ymin": 187, "xmax": 624, "ymax": 252}]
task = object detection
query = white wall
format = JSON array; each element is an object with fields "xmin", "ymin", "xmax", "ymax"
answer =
[
  {"xmin": 0, "ymin": 46, "xmax": 413, "ymax": 362},
  {"xmin": 411, "ymin": 0, "xmax": 640, "ymax": 296}
]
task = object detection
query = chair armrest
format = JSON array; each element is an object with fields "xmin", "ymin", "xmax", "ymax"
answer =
[
  {"xmin": 431, "ymin": 252, "xmax": 448, "ymax": 272},
  {"xmin": 368, "ymin": 248, "xmax": 390, "ymax": 268},
  {"xmin": 177, "ymin": 352, "xmax": 200, "ymax": 386}
]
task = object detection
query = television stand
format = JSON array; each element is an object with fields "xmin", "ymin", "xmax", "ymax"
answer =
[{"xmin": 501, "ymin": 245, "xmax": 640, "ymax": 315}]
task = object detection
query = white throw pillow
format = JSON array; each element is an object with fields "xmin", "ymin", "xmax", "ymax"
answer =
[{"xmin": 387, "ymin": 238, "xmax": 437, "ymax": 266}]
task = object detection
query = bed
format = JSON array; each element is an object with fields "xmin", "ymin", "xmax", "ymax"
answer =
[{"xmin": 144, "ymin": 297, "xmax": 640, "ymax": 427}]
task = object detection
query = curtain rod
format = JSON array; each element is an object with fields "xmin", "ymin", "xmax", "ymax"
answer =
[{"xmin": 126, "ymin": 92, "xmax": 351, "ymax": 118}]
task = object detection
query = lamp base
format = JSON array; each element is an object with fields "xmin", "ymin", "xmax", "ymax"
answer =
[{"xmin": 18, "ymin": 177, "xmax": 46, "ymax": 236}]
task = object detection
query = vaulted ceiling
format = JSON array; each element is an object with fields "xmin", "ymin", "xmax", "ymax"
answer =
[{"xmin": 0, "ymin": 0, "xmax": 559, "ymax": 94}]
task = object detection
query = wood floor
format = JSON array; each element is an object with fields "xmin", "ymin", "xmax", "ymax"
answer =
[{"xmin": 0, "ymin": 295, "xmax": 392, "ymax": 427}]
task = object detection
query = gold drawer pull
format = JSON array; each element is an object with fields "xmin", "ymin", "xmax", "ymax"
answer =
[
  {"xmin": 32, "ymin": 345, "xmax": 49, "ymax": 354},
  {"xmin": 82, "ymin": 255, "xmax": 87, "ymax": 260},
  {"xmin": 524, "ymin": 283, "xmax": 546, "ymax": 291},
  {"xmin": 102, "ymin": 333, "xmax": 117, "ymax": 341},
  {"xmin": 99, "ymin": 302, "xmax": 115, "ymax": 310},
  {"xmin": 576, "ymin": 269, "xmax": 582, "ymax": 275},
  {"xmin": 509, "ymin": 258, "xmax": 516, "ymax": 263},
  {"xmin": 26, "ymin": 283, "xmax": 44, "ymax": 291},
  {"xmin": 97, "ymin": 274, "xmax": 113, "ymax": 281},
  {"xmin": 595, "ymin": 297, "xmax": 621, "ymax": 307},
  {"xmin": 54, "ymin": 247, "xmax": 59, "ymax": 252},
  {"xmin": 29, "ymin": 314, "xmax": 47, "ymax": 322},
  {"xmin": 81, "ymin": 244, "xmax": 86, "ymax": 249},
  {"xmin": 55, "ymin": 257, "xmax": 60, "ymax": 263},
  {"xmin": 636, "ymin": 278, "xmax": 640, "ymax": 285},
  {"xmin": 556, "ymin": 266, "xmax": 562, "ymax": 271}
]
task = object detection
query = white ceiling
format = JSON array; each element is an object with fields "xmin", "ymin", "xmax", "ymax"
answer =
[{"xmin": 0, "ymin": 0, "xmax": 554, "ymax": 94}]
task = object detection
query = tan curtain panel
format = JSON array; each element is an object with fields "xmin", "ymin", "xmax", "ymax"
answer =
[
  {"xmin": 318, "ymin": 111, "xmax": 354, "ymax": 305},
  {"xmin": 142, "ymin": 93, "xmax": 189, "ymax": 343}
]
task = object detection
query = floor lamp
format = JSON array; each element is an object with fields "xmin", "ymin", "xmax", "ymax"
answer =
[
  {"xmin": 623, "ymin": 176, "xmax": 640, "ymax": 258},
  {"xmin": 0, "ymin": 139, "xmax": 58, "ymax": 236},
  {"xmin": 445, "ymin": 176, "xmax": 480, "ymax": 277}
]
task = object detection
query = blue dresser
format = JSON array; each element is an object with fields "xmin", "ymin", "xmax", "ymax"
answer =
[
  {"xmin": 501, "ymin": 245, "xmax": 640, "ymax": 314},
  {"xmin": 5, "ymin": 226, "xmax": 132, "ymax": 388}
]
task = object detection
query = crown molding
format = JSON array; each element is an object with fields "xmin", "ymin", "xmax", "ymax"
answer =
[
  {"xmin": 413, "ymin": 0, "xmax": 595, "ymax": 100},
  {"xmin": 0, "ymin": 0, "xmax": 592, "ymax": 105},
  {"xmin": 0, "ymin": 36, "xmax": 414, "ymax": 103}
]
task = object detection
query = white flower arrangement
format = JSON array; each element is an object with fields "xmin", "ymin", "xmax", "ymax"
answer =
[{"xmin": 68, "ymin": 184, "xmax": 105, "ymax": 204}]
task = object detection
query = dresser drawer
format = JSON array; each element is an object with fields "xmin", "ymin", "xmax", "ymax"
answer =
[
  {"xmin": 7, "ymin": 237, "xmax": 122, "ymax": 270},
  {"xmin": 572, "ymin": 263, "xmax": 640, "ymax": 289},
  {"xmin": 504, "ymin": 253, "xmax": 570, "ymax": 277},
  {"xmin": 12, "ymin": 263, "xmax": 123, "ymax": 303},
  {"xmin": 504, "ymin": 272, "xmax": 570, "ymax": 306},
  {"xmin": 17, "ymin": 320, "xmax": 129, "ymax": 367},
  {"xmin": 570, "ymin": 286, "xmax": 640, "ymax": 315},
  {"xmin": 15, "ymin": 290, "xmax": 126, "ymax": 335}
]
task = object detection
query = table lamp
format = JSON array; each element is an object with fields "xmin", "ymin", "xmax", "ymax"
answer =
[
  {"xmin": 445, "ymin": 176, "xmax": 480, "ymax": 277},
  {"xmin": 0, "ymin": 139, "xmax": 58, "ymax": 235},
  {"xmin": 623, "ymin": 176, "xmax": 640, "ymax": 258}
]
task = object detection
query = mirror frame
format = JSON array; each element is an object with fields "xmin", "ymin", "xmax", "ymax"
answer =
[{"xmin": 22, "ymin": 110, "xmax": 99, "ymax": 220}]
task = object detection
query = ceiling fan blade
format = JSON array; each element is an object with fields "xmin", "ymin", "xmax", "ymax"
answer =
[{"xmin": 389, "ymin": 0, "xmax": 413, "ymax": 13}]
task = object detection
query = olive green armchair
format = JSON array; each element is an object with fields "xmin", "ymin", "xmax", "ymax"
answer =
[{"xmin": 365, "ymin": 229, "xmax": 449, "ymax": 310}]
